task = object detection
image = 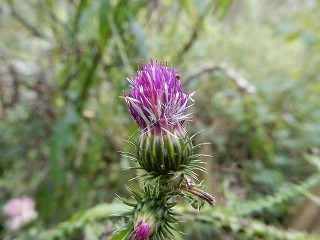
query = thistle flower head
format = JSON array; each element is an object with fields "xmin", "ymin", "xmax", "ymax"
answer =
[
  {"xmin": 129, "ymin": 213, "xmax": 155, "ymax": 240},
  {"xmin": 125, "ymin": 60, "xmax": 194, "ymax": 134},
  {"xmin": 120, "ymin": 187, "xmax": 178, "ymax": 239},
  {"xmin": 3, "ymin": 197, "xmax": 37, "ymax": 232}
]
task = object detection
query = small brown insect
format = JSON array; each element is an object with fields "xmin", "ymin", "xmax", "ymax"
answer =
[{"xmin": 175, "ymin": 74, "xmax": 181, "ymax": 80}]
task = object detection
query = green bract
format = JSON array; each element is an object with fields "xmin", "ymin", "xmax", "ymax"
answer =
[
  {"xmin": 136, "ymin": 131, "xmax": 193, "ymax": 175},
  {"xmin": 118, "ymin": 187, "xmax": 178, "ymax": 240}
]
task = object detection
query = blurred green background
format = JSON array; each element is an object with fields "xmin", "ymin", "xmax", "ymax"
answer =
[{"xmin": 1, "ymin": 0, "xmax": 320, "ymax": 239}]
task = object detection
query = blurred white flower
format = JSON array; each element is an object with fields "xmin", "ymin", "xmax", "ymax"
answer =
[{"xmin": 3, "ymin": 197, "xmax": 38, "ymax": 232}]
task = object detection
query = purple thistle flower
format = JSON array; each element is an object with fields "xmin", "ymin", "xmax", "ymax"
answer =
[
  {"xmin": 3, "ymin": 197, "xmax": 38, "ymax": 232},
  {"xmin": 125, "ymin": 60, "xmax": 194, "ymax": 135},
  {"xmin": 129, "ymin": 220, "xmax": 151, "ymax": 240}
]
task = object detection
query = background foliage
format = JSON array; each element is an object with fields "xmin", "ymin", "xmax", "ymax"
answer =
[{"xmin": 1, "ymin": 0, "xmax": 320, "ymax": 239}]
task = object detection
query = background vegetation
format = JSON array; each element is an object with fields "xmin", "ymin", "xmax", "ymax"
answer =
[{"xmin": 1, "ymin": 0, "xmax": 320, "ymax": 239}]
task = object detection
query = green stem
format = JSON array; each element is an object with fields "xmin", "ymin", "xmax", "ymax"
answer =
[{"xmin": 40, "ymin": 202, "xmax": 318, "ymax": 240}]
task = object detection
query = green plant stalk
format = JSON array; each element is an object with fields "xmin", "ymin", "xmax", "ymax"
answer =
[{"xmin": 39, "ymin": 202, "xmax": 319, "ymax": 240}]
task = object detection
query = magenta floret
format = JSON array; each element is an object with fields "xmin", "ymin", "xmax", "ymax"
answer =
[{"xmin": 129, "ymin": 220, "xmax": 151, "ymax": 240}]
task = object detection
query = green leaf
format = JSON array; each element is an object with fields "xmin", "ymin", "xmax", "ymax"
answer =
[
  {"xmin": 130, "ymin": 17, "xmax": 147, "ymax": 59},
  {"xmin": 109, "ymin": 224, "xmax": 132, "ymax": 240},
  {"xmin": 99, "ymin": 0, "xmax": 111, "ymax": 49}
]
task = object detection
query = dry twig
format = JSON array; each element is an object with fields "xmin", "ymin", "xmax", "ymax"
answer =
[{"xmin": 184, "ymin": 62, "xmax": 257, "ymax": 94}]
